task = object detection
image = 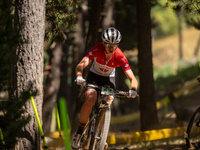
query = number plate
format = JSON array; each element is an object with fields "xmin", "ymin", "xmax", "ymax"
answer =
[{"xmin": 101, "ymin": 86, "xmax": 113, "ymax": 95}]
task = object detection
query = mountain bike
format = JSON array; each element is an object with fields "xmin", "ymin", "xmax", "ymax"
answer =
[
  {"xmin": 72, "ymin": 82, "xmax": 138, "ymax": 150},
  {"xmin": 185, "ymin": 77, "xmax": 200, "ymax": 149}
]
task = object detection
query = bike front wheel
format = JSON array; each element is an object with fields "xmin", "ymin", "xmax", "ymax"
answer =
[
  {"xmin": 186, "ymin": 106, "xmax": 200, "ymax": 148},
  {"xmin": 89, "ymin": 107, "xmax": 111, "ymax": 150}
]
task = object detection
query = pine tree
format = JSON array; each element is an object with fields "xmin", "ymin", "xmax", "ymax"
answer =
[
  {"xmin": 45, "ymin": 0, "xmax": 79, "ymax": 43},
  {"xmin": 0, "ymin": 0, "xmax": 30, "ymax": 149}
]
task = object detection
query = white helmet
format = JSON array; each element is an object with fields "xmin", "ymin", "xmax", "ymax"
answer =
[{"xmin": 101, "ymin": 27, "xmax": 122, "ymax": 43}]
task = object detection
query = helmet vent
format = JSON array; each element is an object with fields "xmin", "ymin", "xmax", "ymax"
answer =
[{"xmin": 101, "ymin": 27, "xmax": 122, "ymax": 43}]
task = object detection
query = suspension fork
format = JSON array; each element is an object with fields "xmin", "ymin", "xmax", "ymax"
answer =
[
  {"xmin": 91, "ymin": 93, "xmax": 101, "ymax": 137},
  {"xmin": 91, "ymin": 93, "xmax": 110, "ymax": 137}
]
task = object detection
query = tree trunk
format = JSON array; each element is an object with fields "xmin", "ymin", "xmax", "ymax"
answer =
[
  {"xmin": 137, "ymin": 0, "xmax": 158, "ymax": 131},
  {"xmin": 115, "ymin": 67, "xmax": 128, "ymax": 115},
  {"xmin": 13, "ymin": 0, "xmax": 45, "ymax": 149},
  {"xmin": 177, "ymin": 12, "xmax": 183, "ymax": 59},
  {"xmin": 84, "ymin": 0, "xmax": 103, "ymax": 53},
  {"xmin": 68, "ymin": 0, "xmax": 88, "ymax": 124},
  {"xmin": 102, "ymin": 0, "xmax": 114, "ymax": 29},
  {"xmin": 71, "ymin": 0, "xmax": 103, "ymax": 139},
  {"xmin": 43, "ymin": 44, "xmax": 62, "ymax": 134},
  {"xmin": 194, "ymin": 34, "xmax": 200, "ymax": 56},
  {"xmin": 57, "ymin": 34, "xmax": 71, "ymax": 124},
  {"xmin": 168, "ymin": 93, "xmax": 193, "ymax": 122}
]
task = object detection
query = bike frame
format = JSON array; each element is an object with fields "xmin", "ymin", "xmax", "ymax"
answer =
[
  {"xmin": 74, "ymin": 82, "xmax": 138, "ymax": 150},
  {"xmin": 91, "ymin": 90, "xmax": 109, "ymax": 138}
]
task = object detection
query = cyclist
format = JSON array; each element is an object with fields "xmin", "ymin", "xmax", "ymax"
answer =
[{"xmin": 71, "ymin": 27, "xmax": 138, "ymax": 149}]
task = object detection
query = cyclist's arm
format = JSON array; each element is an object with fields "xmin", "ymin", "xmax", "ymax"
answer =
[
  {"xmin": 76, "ymin": 56, "xmax": 91, "ymax": 77},
  {"xmin": 124, "ymin": 69, "xmax": 138, "ymax": 91}
]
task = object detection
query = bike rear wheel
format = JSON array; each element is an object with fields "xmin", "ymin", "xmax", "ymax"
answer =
[
  {"xmin": 89, "ymin": 107, "xmax": 111, "ymax": 150},
  {"xmin": 186, "ymin": 106, "xmax": 200, "ymax": 149}
]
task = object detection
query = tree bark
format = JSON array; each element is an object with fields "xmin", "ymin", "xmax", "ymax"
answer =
[
  {"xmin": 84, "ymin": 0, "xmax": 103, "ymax": 53},
  {"xmin": 168, "ymin": 93, "xmax": 193, "ymax": 122},
  {"xmin": 177, "ymin": 12, "xmax": 183, "ymax": 59},
  {"xmin": 137, "ymin": 0, "xmax": 158, "ymax": 131},
  {"xmin": 13, "ymin": 0, "xmax": 45, "ymax": 149},
  {"xmin": 194, "ymin": 34, "xmax": 200, "ymax": 56}
]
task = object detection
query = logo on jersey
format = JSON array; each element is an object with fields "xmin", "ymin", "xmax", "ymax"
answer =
[
  {"xmin": 93, "ymin": 48, "xmax": 98, "ymax": 52},
  {"xmin": 100, "ymin": 67, "xmax": 109, "ymax": 72},
  {"xmin": 89, "ymin": 52, "xmax": 93, "ymax": 56},
  {"xmin": 125, "ymin": 64, "xmax": 129, "ymax": 68},
  {"xmin": 98, "ymin": 64, "xmax": 112, "ymax": 72},
  {"xmin": 121, "ymin": 58, "xmax": 126, "ymax": 63}
]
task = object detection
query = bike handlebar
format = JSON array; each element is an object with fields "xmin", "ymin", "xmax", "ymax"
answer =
[{"xmin": 77, "ymin": 81, "xmax": 139, "ymax": 98}]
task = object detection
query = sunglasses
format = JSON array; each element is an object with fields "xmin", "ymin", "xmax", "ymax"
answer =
[{"xmin": 104, "ymin": 43, "xmax": 118, "ymax": 50}]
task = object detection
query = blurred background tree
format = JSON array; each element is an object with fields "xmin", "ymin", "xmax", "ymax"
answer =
[{"xmin": 42, "ymin": 0, "xmax": 79, "ymax": 134}]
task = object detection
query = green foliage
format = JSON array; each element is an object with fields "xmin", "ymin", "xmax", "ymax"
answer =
[
  {"xmin": 154, "ymin": 63, "xmax": 174, "ymax": 79},
  {"xmin": 151, "ymin": 4, "xmax": 179, "ymax": 39},
  {"xmin": 185, "ymin": 15, "xmax": 200, "ymax": 30},
  {"xmin": 163, "ymin": 0, "xmax": 200, "ymax": 14},
  {"xmin": 155, "ymin": 62, "xmax": 200, "ymax": 90},
  {"xmin": 0, "ymin": 0, "xmax": 30, "ymax": 149},
  {"xmin": 45, "ymin": 0, "xmax": 79, "ymax": 43},
  {"xmin": 0, "ymin": 92, "xmax": 31, "ymax": 149},
  {"xmin": 160, "ymin": 0, "xmax": 200, "ymax": 30}
]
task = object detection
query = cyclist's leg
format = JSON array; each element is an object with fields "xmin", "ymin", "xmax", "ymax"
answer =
[
  {"xmin": 80, "ymin": 88, "xmax": 97, "ymax": 124},
  {"xmin": 72, "ymin": 89, "xmax": 97, "ymax": 149},
  {"xmin": 72, "ymin": 72, "xmax": 98, "ymax": 149},
  {"xmin": 77, "ymin": 71, "xmax": 98, "ymax": 134}
]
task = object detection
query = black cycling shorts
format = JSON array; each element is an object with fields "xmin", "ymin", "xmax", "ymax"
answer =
[{"xmin": 86, "ymin": 71, "xmax": 115, "ymax": 90}]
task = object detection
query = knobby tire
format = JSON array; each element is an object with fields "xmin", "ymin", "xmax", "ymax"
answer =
[
  {"xmin": 89, "ymin": 107, "xmax": 111, "ymax": 150},
  {"xmin": 186, "ymin": 106, "xmax": 200, "ymax": 149}
]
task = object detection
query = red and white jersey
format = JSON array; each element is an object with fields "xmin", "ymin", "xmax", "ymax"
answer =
[{"xmin": 85, "ymin": 42, "xmax": 131, "ymax": 77}]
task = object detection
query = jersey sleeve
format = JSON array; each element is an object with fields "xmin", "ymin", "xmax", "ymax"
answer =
[
  {"xmin": 117, "ymin": 49, "xmax": 131, "ymax": 71},
  {"xmin": 119, "ymin": 56, "xmax": 131, "ymax": 71},
  {"xmin": 85, "ymin": 48, "xmax": 94, "ymax": 60},
  {"xmin": 85, "ymin": 43, "xmax": 102, "ymax": 61}
]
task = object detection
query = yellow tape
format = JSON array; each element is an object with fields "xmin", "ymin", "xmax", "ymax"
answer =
[{"xmin": 107, "ymin": 126, "xmax": 188, "ymax": 144}]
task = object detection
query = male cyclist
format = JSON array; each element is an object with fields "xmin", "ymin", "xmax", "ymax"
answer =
[{"xmin": 71, "ymin": 27, "xmax": 138, "ymax": 149}]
